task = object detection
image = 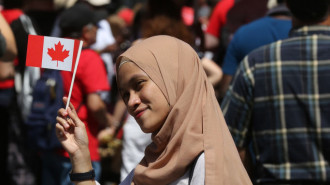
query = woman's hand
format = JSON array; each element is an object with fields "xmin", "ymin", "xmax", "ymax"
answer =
[
  {"xmin": 56, "ymin": 97, "xmax": 94, "ymax": 175},
  {"xmin": 56, "ymin": 97, "xmax": 89, "ymax": 157}
]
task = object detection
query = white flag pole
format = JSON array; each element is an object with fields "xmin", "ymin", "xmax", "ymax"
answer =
[{"xmin": 65, "ymin": 40, "xmax": 83, "ymax": 110}]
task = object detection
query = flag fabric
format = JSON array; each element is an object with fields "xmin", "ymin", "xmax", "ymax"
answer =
[{"xmin": 26, "ymin": 35, "xmax": 81, "ymax": 71}]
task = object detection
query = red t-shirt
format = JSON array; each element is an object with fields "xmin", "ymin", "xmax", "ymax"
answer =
[
  {"xmin": 206, "ymin": 0, "xmax": 235, "ymax": 38},
  {"xmin": 60, "ymin": 49, "xmax": 110, "ymax": 161},
  {"xmin": 0, "ymin": 9, "xmax": 23, "ymax": 89}
]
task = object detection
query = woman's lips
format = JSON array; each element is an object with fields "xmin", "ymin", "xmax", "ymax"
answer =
[{"xmin": 135, "ymin": 109, "xmax": 145, "ymax": 119}]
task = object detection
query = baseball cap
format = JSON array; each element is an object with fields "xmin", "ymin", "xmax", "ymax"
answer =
[
  {"xmin": 85, "ymin": 0, "xmax": 111, "ymax": 7},
  {"xmin": 59, "ymin": 3, "xmax": 98, "ymax": 37},
  {"xmin": 118, "ymin": 8, "xmax": 134, "ymax": 26}
]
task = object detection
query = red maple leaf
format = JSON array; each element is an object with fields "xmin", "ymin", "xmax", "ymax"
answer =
[{"xmin": 47, "ymin": 41, "xmax": 70, "ymax": 67}]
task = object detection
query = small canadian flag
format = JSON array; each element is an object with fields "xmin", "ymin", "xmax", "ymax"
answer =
[{"xmin": 26, "ymin": 35, "xmax": 81, "ymax": 71}]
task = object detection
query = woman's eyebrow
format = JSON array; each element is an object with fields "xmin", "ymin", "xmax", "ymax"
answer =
[
  {"xmin": 128, "ymin": 74, "xmax": 146, "ymax": 84},
  {"xmin": 118, "ymin": 73, "xmax": 147, "ymax": 92}
]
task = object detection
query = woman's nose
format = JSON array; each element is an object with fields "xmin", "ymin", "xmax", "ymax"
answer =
[{"xmin": 127, "ymin": 92, "xmax": 141, "ymax": 109}]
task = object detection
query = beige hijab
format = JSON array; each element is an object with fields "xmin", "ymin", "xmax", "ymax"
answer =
[{"xmin": 116, "ymin": 35, "xmax": 251, "ymax": 185}]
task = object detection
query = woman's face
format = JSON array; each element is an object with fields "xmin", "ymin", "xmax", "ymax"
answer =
[{"xmin": 117, "ymin": 61, "xmax": 170, "ymax": 134}]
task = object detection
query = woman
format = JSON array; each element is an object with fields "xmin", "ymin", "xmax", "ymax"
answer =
[{"xmin": 56, "ymin": 35, "xmax": 251, "ymax": 185}]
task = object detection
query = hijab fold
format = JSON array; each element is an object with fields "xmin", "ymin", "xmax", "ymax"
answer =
[{"xmin": 116, "ymin": 35, "xmax": 251, "ymax": 185}]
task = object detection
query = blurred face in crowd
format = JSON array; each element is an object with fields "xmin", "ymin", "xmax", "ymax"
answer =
[
  {"xmin": 82, "ymin": 23, "xmax": 98, "ymax": 46},
  {"xmin": 117, "ymin": 61, "xmax": 170, "ymax": 134}
]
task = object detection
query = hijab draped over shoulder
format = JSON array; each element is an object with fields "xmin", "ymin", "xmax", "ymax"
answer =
[{"xmin": 116, "ymin": 35, "xmax": 251, "ymax": 185}]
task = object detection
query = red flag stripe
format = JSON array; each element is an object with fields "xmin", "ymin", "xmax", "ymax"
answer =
[
  {"xmin": 26, "ymin": 35, "xmax": 44, "ymax": 67},
  {"xmin": 71, "ymin": 40, "xmax": 80, "ymax": 72}
]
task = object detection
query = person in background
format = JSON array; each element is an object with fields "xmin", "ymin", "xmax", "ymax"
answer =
[
  {"xmin": 2, "ymin": 0, "xmax": 42, "ymax": 183},
  {"xmin": 201, "ymin": 0, "xmax": 235, "ymax": 69},
  {"xmin": 0, "ymin": 12, "xmax": 17, "ymax": 184},
  {"xmin": 86, "ymin": 0, "xmax": 118, "ymax": 88},
  {"xmin": 55, "ymin": 35, "xmax": 252, "ymax": 185},
  {"xmin": 225, "ymin": 0, "xmax": 268, "ymax": 37},
  {"xmin": 222, "ymin": 0, "xmax": 330, "ymax": 184},
  {"xmin": 23, "ymin": 0, "xmax": 57, "ymax": 36},
  {"xmin": 139, "ymin": 1, "xmax": 223, "ymax": 87},
  {"xmin": 218, "ymin": 0, "xmax": 291, "ymax": 100},
  {"xmin": 204, "ymin": 0, "xmax": 234, "ymax": 50},
  {"xmin": 200, "ymin": 57, "xmax": 223, "ymax": 86},
  {"xmin": 0, "ymin": 13, "xmax": 16, "ymax": 80},
  {"xmin": 41, "ymin": 3, "xmax": 117, "ymax": 185}
]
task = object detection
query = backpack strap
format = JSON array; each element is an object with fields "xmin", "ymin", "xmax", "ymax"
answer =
[{"xmin": 19, "ymin": 14, "xmax": 37, "ymax": 35}]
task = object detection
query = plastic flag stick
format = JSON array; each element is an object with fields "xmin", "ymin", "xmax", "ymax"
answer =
[{"xmin": 65, "ymin": 40, "xmax": 83, "ymax": 110}]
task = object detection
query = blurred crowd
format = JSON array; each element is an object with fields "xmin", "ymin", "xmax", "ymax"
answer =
[{"xmin": 1, "ymin": 0, "xmax": 330, "ymax": 184}]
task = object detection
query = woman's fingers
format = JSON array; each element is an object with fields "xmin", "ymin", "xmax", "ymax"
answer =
[
  {"xmin": 58, "ymin": 107, "xmax": 68, "ymax": 117},
  {"xmin": 61, "ymin": 96, "xmax": 84, "ymax": 127},
  {"xmin": 62, "ymin": 97, "xmax": 77, "ymax": 114},
  {"xmin": 56, "ymin": 114, "xmax": 70, "ymax": 130},
  {"xmin": 66, "ymin": 117, "xmax": 75, "ymax": 127},
  {"xmin": 55, "ymin": 123, "xmax": 67, "ymax": 141},
  {"xmin": 67, "ymin": 108, "xmax": 84, "ymax": 127}
]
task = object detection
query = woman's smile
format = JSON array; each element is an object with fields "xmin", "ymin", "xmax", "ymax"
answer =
[
  {"xmin": 117, "ymin": 61, "xmax": 170, "ymax": 134},
  {"xmin": 134, "ymin": 107, "xmax": 147, "ymax": 119}
]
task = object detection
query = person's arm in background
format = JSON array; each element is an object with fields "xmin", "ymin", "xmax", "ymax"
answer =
[
  {"xmin": 216, "ymin": 31, "xmax": 241, "ymax": 100},
  {"xmin": 86, "ymin": 93, "xmax": 117, "ymax": 136},
  {"xmin": 204, "ymin": 1, "xmax": 221, "ymax": 50},
  {"xmin": 204, "ymin": 33, "xmax": 219, "ymax": 50},
  {"xmin": 204, "ymin": 0, "xmax": 235, "ymax": 50},
  {"xmin": 0, "ymin": 13, "xmax": 17, "ymax": 81},
  {"xmin": 218, "ymin": 74, "xmax": 232, "ymax": 99},
  {"xmin": 201, "ymin": 57, "xmax": 223, "ymax": 86},
  {"xmin": 112, "ymin": 98, "xmax": 127, "ymax": 125},
  {"xmin": 97, "ymin": 95, "xmax": 127, "ymax": 142}
]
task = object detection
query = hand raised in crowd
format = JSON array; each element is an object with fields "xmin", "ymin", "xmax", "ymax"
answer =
[
  {"xmin": 56, "ymin": 97, "xmax": 94, "ymax": 179},
  {"xmin": 56, "ymin": 97, "xmax": 89, "ymax": 156}
]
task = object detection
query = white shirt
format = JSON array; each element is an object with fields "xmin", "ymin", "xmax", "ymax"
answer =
[
  {"xmin": 120, "ymin": 115, "xmax": 151, "ymax": 181},
  {"xmin": 119, "ymin": 153, "xmax": 205, "ymax": 185},
  {"xmin": 90, "ymin": 19, "xmax": 116, "ymax": 85}
]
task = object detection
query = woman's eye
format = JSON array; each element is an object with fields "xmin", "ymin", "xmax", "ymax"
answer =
[{"xmin": 135, "ymin": 80, "xmax": 145, "ymax": 89}]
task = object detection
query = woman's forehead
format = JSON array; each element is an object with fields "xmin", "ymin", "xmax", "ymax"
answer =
[
  {"xmin": 118, "ymin": 60, "xmax": 131, "ymax": 69},
  {"xmin": 117, "ymin": 62, "xmax": 147, "ymax": 83},
  {"xmin": 118, "ymin": 61, "xmax": 139, "ymax": 76}
]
